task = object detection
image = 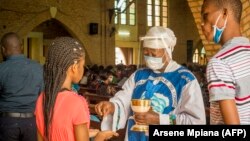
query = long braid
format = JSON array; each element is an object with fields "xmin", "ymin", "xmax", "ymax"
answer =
[{"xmin": 43, "ymin": 37, "xmax": 85, "ymax": 140}]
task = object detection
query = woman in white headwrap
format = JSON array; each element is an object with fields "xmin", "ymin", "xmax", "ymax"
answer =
[{"xmin": 95, "ymin": 26, "xmax": 206, "ymax": 141}]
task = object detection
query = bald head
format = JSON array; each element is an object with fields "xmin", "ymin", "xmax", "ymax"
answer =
[
  {"xmin": 1, "ymin": 32, "xmax": 22, "ymax": 57},
  {"xmin": 202, "ymin": 0, "xmax": 242, "ymax": 23}
]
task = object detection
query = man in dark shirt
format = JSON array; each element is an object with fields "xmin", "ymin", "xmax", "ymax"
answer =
[{"xmin": 0, "ymin": 32, "xmax": 43, "ymax": 141}]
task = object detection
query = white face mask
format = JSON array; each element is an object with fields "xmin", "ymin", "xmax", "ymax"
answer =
[{"xmin": 144, "ymin": 55, "xmax": 164, "ymax": 70}]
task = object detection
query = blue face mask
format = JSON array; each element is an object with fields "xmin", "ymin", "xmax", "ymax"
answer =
[{"xmin": 213, "ymin": 14, "xmax": 228, "ymax": 44}]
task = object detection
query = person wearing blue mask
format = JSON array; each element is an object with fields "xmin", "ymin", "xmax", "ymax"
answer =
[
  {"xmin": 95, "ymin": 26, "xmax": 206, "ymax": 141},
  {"xmin": 201, "ymin": 0, "xmax": 250, "ymax": 125}
]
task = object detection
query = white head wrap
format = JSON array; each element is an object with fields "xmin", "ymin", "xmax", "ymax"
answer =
[{"xmin": 141, "ymin": 26, "xmax": 177, "ymax": 59}]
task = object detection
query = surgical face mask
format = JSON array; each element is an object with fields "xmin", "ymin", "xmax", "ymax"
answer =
[
  {"xmin": 213, "ymin": 14, "xmax": 228, "ymax": 44},
  {"xmin": 144, "ymin": 55, "xmax": 164, "ymax": 70}
]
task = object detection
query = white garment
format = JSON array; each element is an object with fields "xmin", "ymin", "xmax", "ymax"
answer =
[{"xmin": 101, "ymin": 61, "xmax": 206, "ymax": 140}]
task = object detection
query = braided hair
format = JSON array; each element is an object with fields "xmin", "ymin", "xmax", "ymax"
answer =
[{"xmin": 43, "ymin": 37, "xmax": 85, "ymax": 140}]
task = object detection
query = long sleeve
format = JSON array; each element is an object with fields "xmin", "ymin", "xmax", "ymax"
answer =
[
  {"xmin": 101, "ymin": 72, "xmax": 136, "ymax": 131},
  {"xmin": 172, "ymin": 79, "xmax": 206, "ymax": 124}
]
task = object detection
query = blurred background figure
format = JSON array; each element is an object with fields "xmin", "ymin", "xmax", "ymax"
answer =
[{"xmin": 0, "ymin": 32, "xmax": 44, "ymax": 141}]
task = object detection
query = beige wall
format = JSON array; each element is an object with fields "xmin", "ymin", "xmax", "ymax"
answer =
[
  {"xmin": 115, "ymin": 0, "xmax": 200, "ymax": 65},
  {"xmin": 0, "ymin": 0, "xmax": 115, "ymax": 65},
  {"xmin": 114, "ymin": 0, "xmax": 148, "ymax": 65},
  {"xmin": 115, "ymin": 25, "xmax": 139, "ymax": 65},
  {"xmin": 114, "ymin": 0, "xmax": 145, "ymax": 65},
  {"xmin": 168, "ymin": 0, "xmax": 201, "ymax": 64},
  {"xmin": 2, "ymin": 0, "xmax": 249, "ymax": 65}
]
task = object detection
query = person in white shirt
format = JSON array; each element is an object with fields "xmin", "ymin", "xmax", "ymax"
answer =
[{"xmin": 95, "ymin": 26, "xmax": 206, "ymax": 141}]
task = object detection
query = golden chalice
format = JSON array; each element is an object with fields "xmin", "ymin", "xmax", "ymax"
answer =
[{"xmin": 130, "ymin": 99, "xmax": 151, "ymax": 132}]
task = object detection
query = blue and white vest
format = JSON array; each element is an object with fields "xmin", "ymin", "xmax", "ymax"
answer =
[{"xmin": 127, "ymin": 67, "xmax": 195, "ymax": 141}]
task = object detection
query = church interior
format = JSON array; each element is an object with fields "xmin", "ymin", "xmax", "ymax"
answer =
[
  {"xmin": 3, "ymin": 0, "xmax": 250, "ymax": 65},
  {"xmin": 1, "ymin": 0, "xmax": 250, "ymax": 140}
]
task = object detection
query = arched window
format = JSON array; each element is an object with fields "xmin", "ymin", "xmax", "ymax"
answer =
[
  {"xmin": 200, "ymin": 47, "xmax": 207, "ymax": 65},
  {"xmin": 192, "ymin": 49, "xmax": 199, "ymax": 63},
  {"xmin": 192, "ymin": 47, "xmax": 207, "ymax": 65}
]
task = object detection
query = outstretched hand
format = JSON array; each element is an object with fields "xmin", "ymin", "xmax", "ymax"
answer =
[
  {"xmin": 89, "ymin": 129, "xmax": 100, "ymax": 138},
  {"xmin": 95, "ymin": 101, "xmax": 115, "ymax": 117},
  {"xmin": 94, "ymin": 130, "xmax": 119, "ymax": 141}
]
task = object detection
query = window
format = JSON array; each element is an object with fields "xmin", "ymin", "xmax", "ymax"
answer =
[
  {"xmin": 200, "ymin": 47, "xmax": 207, "ymax": 65},
  {"xmin": 129, "ymin": 0, "xmax": 135, "ymax": 25},
  {"xmin": 192, "ymin": 47, "xmax": 207, "ymax": 65},
  {"xmin": 155, "ymin": 0, "xmax": 160, "ymax": 26},
  {"xmin": 193, "ymin": 49, "xmax": 199, "ymax": 63},
  {"xmin": 147, "ymin": 0, "xmax": 168, "ymax": 27},
  {"xmin": 121, "ymin": 13, "xmax": 126, "ymax": 24},
  {"xmin": 114, "ymin": 0, "xmax": 136, "ymax": 25},
  {"xmin": 114, "ymin": 1, "xmax": 118, "ymax": 24},
  {"xmin": 201, "ymin": 47, "xmax": 206, "ymax": 58},
  {"xmin": 147, "ymin": 0, "xmax": 153, "ymax": 26},
  {"xmin": 162, "ymin": 0, "xmax": 167, "ymax": 27}
]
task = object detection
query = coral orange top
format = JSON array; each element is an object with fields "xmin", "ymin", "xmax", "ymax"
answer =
[{"xmin": 35, "ymin": 91, "xmax": 90, "ymax": 141}]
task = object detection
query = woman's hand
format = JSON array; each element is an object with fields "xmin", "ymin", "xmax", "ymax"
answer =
[
  {"xmin": 89, "ymin": 129, "xmax": 100, "ymax": 138},
  {"xmin": 94, "ymin": 130, "xmax": 119, "ymax": 141}
]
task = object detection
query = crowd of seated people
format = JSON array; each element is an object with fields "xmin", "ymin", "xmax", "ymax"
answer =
[
  {"xmin": 79, "ymin": 63, "xmax": 210, "ymax": 125},
  {"xmin": 77, "ymin": 64, "xmax": 138, "ymax": 140},
  {"xmin": 75, "ymin": 63, "xmax": 210, "ymax": 128},
  {"xmin": 79, "ymin": 64, "xmax": 137, "ymax": 97},
  {"xmin": 79, "ymin": 63, "xmax": 208, "ymax": 108}
]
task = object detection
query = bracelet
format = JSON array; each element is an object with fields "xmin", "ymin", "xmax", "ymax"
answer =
[{"xmin": 169, "ymin": 114, "xmax": 176, "ymax": 125}]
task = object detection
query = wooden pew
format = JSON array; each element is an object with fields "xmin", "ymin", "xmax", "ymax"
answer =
[
  {"xmin": 78, "ymin": 86, "xmax": 97, "ymax": 95},
  {"xmin": 83, "ymin": 92, "xmax": 111, "ymax": 105}
]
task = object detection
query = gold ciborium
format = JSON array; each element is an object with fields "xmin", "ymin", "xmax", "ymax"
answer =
[{"xmin": 130, "ymin": 99, "xmax": 151, "ymax": 132}]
